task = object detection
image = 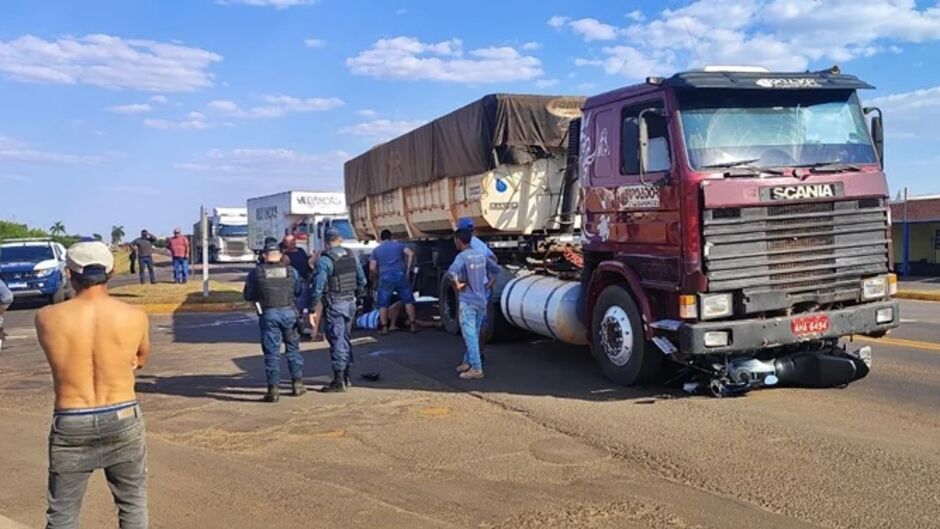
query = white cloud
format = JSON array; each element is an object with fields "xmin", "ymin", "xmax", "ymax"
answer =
[
  {"xmin": 217, "ymin": 0, "xmax": 316, "ymax": 8},
  {"xmin": 356, "ymin": 109, "xmax": 378, "ymax": 118},
  {"xmin": 535, "ymin": 78, "xmax": 559, "ymax": 89},
  {"xmin": 108, "ymin": 103, "xmax": 152, "ymax": 114},
  {"xmin": 338, "ymin": 119, "xmax": 425, "ymax": 140},
  {"xmin": 0, "ymin": 136, "xmax": 101, "ymax": 164},
  {"xmin": 0, "ymin": 34, "xmax": 221, "ymax": 92},
  {"xmin": 150, "ymin": 95, "xmax": 169, "ymax": 104},
  {"xmin": 206, "ymin": 95, "xmax": 344, "ymax": 119},
  {"xmin": 568, "ymin": 18, "xmax": 620, "ymax": 41},
  {"xmin": 1, "ymin": 174, "xmax": 29, "ymax": 181},
  {"xmin": 522, "ymin": 41, "xmax": 541, "ymax": 50},
  {"xmin": 144, "ymin": 116, "xmax": 211, "ymax": 130},
  {"xmin": 566, "ymin": 0, "xmax": 940, "ymax": 80},
  {"xmin": 866, "ymin": 85, "xmax": 940, "ymax": 139},
  {"xmin": 177, "ymin": 148, "xmax": 350, "ymax": 182},
  {"xmin": 346, "ymin": 37, "xmax": 543, "ymax": 84},
  {"xmin": 101, "ymin": 185, "xmax": 158, "ymax": 195},
  {"xmin": 547, "ymin": 16, "xmax": 570, "ymax": 28},
  {"xmin": 304, "ymin": 38, "xmax": 325, "ymax": 48}
]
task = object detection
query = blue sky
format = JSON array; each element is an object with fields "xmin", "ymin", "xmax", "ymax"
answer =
[{"xmin": 2, "ymin": 0, "xmax": 939, "ymax": 236}]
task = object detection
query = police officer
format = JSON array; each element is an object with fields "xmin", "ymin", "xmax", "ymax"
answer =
[
  {"xmin": 243, "ymin": 241, "xmax": 306, "ymax": 402},
  {"xmin": 309, "ymin": 228, "xmax": 366, "ymax": 393}
]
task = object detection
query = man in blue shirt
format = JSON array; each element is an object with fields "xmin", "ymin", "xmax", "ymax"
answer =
[
  {"xmin": 310, "ymin": 229, "xmax": 367, "ymax": 392},
  {"xmin": 369, "ymin": 229, "xmax": 417, "ymax": 334},
  {"xmin": 456, "ymin": 217, "xmax": 495, "ymax": 261},
  {"xmin": 0, "ymin": 279, "xmax": 12, "ymax": 352},
  {"xmin": 448, "ymin": 229, "xmax": 500, "ymax": 380},
  {"xmin": 243, "ymin": 241, "xmax": 305, "ymax": 403}
]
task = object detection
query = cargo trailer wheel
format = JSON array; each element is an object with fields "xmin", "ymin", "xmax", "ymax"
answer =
[
  {"xmin": 590, "ymin": 285, "xmax": 662, "ymax": 386},
  {"xmin": 439, "ymin": 275, "xmax": 461, "ymax": 335}
]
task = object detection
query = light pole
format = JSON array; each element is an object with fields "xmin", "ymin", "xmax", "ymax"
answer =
[{"xmin": 200, "ymin": 206, "xmax": 210, "ymax": 298}]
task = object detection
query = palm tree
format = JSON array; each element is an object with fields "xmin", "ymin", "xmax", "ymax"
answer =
[
  {"xmin": 111, "ymin": 225, "xmax": 125, "ymax": 245},
  {"xmin": 49, "ymin": 221, "xmax": 66, "ymax": 237},
  {"xmin": 92, "ymin": 233, "xmax": 103, "ymax": 241}
]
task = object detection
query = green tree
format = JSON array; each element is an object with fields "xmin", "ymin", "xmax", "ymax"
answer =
[
  {"xmin": 50, "ymin": 221, "xmax": 66, "ymax": 237},
  {"xmin": 110, "ymin": 225, "xmax": 125, "ymax": 245}
]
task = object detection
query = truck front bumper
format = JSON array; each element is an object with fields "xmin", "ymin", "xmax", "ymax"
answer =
[
  {"xmin": 215, "ymin": 254, "xmax": 256, "ymax": 263},
  {"xmin": 678, "ymin": 300, "xmax": 900, "ymax": 356}
]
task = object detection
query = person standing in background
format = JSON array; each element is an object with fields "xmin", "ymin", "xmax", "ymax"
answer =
[
  {"xmin": 369, "ymin": 229, "xmax": 417, "ymax": 334},
  {"xmin": 128, "ymin": 245, "xmax": 137, "ymax": 275},
  {"xmin": 131, "ymin": 230, "xmax": 157, "ymax": 285},
  {"xmin": 0, "ymin": 279, "xmax": 12, "ymax": 352},
  {"xmin": 167, "ymin": 228, "xmax": 190, "ymax": 284},
  {"xmin": 448, "ymin": 229, "xmax": 499, "ymax": 380}
]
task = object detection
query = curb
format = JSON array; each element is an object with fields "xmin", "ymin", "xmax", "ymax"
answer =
[
  {"xmin": 135, "ymin": 302, "xmax": 252, "ymax": 315},
  {"xmin": 896, "ymin": 290, "xmax": 940, "ymax": 302}
]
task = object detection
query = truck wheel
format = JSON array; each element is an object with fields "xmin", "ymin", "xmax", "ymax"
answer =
[
  {"xmin": 590, "ymin": 285, "xmax": 662, "ymax": 386},
  {"xmin": 49, "ymin": 284, "xmax": 66, "ymax": 305},
  {"xmin": 439, "ymin": 275, "xmax": 461, "ymax": 335}
]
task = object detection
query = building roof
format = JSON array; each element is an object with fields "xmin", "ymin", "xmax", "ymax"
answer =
[{"xmin": 890, "ymin": 195, "xmax": 940, "ymax": 223}]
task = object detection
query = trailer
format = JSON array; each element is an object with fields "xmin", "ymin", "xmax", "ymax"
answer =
[{"xmin": 345, "ymin": 68, "xmax": 900, "ymax": 396}]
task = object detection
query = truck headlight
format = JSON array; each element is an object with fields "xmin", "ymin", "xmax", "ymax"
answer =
[
  {"xmin": 876, "ymin": 307, "xmax": 894, "ymax": 324},
  {"xmin": 699, "ymin": 293, "xmax": 733, "ymax": 319},
  {"xmin": 861, "ymin": 276, "xmax": 887, "ymax": 300},
  {"xmin": 35, "ymin": 267, "xmax": 57, "ymax": 278}
]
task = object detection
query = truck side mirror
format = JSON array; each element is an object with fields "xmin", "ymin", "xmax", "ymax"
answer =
[
  {"xmin": 637, "ymin": 108, "xmax": 666, "ymax": 186},
  {"xmin": 864, "ymin": 106, "xmax": 884, "ymax": 169}
]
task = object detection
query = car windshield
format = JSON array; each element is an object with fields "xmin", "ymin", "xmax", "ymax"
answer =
[
  {"xmin": 0, "ymin": 245, "xmax": 55, "ymax": 263},
  {"xmin": 217, "ymin": 224, "xmax": 248, "ymax": 237},
  {"xmin": 678, "ymin": 89, "xmax": 878, "ymax": 170},
  {"xmin": 331, "ymin": 219, "xmax": 356, "ymax": 240}
]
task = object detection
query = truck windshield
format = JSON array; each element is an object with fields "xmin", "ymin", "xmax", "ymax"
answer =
[
  {"xmin": 331, "ymin": 219, "xmax": 356, "ymax": 240},
  {"xmin": 217, "ymin": 224, "xmax": 248, "ymax": 237},
  {"xmin": 0, "ymin": 245, "xmax": 54, "ymax": 263},
  {"xmin": 678, "ymin": 90, "xmax": 878, "ymax": 170}
]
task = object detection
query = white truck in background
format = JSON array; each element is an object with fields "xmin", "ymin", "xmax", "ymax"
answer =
[
  {"xmin": 246, "ymin": 191, "xmax": 371, "ymax": 257},
  {"xmin": 192, "ymin": 207, "xmax": 255, "ymax": 263}
]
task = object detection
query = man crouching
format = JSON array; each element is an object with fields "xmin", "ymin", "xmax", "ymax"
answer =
[{"xmin": 36, "ymin": 241, "xmax": 151, "ymax": 528}]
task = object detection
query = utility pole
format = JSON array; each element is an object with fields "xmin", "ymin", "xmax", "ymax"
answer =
[
  {"xmin": 200, "ymin": 206, "xmax": 210, "ymax": 298},
  {"xmin": 901, "ymin": 187, "xmax": 910, "ymax": 277}
]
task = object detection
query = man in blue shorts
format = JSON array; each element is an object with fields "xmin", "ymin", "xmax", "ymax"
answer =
[{"xmin": 369, "ymin": 229, "xmax": 417, "ymax": 334}]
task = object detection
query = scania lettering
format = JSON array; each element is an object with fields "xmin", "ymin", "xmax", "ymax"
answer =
[{"xmin": 344, "ymin": 67, "xmax": 898, "ymax": 396}]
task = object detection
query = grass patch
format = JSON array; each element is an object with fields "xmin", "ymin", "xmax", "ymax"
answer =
[
  {"xmin": 112, "ymin": 250, "xmax": 131, "ymax": 275},
  {"xmin": 110, "ymin": 280, "xmax": 247, "ymax": 307}
]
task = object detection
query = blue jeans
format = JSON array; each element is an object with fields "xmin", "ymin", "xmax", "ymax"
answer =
[
  {"xmin": 137, "ymin": 256, "xmax": 155, "ymax": 284},
  {"xmin": 171, "ymin": 257, "xmax": 189, "ymax": 283},
  {"xmin": 376, "ymin": 271, "xmax": 415, "ymax": 308},
  {"xmin": 459, "ymin": 303, "xmax": 486, "ymax": 370},
  {"xmin": 47, "ymin": 402, "xmax": 147, "ymax": 529},
  {"xmin": 259, "ymin": 307, "xmax": 303, "ymax": 386},
  {"xmin": 324, "ymin": 297, "xmax": 356, "ymax": 373}
]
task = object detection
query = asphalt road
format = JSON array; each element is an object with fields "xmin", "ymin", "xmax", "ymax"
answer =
[{"xmin": 0, "ymin": 298, "xmax": 938, "ymax": 528}]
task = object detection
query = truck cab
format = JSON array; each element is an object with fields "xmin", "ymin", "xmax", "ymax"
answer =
[
  {"xmin": 0, "ymin": 239, "xmax": 73, "ymax": 304},
  {"xmin": 578, "ymin": 67, "xmax": 899, "ymax": 394}
]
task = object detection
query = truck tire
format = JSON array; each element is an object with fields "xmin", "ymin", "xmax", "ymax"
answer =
[
  {"xmin": 439, "ymin": 275, "xmax": 461, "ymax": 335},
  {"xmin": 590, "ymin": 285, "xmax": 662, "ymax": 386},
  {"xmin": 49, "ymin": 284, "xmax": 66, "ymax": 305}
]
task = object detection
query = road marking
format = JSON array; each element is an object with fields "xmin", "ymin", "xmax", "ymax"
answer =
[{"xmin": 853, "ymin": 335, "xmax": 940, "ymax": 353}]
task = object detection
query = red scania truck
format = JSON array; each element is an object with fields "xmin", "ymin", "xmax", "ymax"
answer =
[{"xmin": 345, "ymin": 66, "xmax": 899, "ymax": 396}]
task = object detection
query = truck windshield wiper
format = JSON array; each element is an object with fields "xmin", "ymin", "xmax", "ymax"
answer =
[
  {"xmin": 701, "ymin": 159, "xmax": 785, "ymax": 176},
  {"xmin": 797, "ymin": 162, "xmax": 862, "ymax": 173}
]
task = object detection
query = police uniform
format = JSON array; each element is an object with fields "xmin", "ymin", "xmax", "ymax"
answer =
[
  {"xmin": 311, "ymin": 240, "xmax": 366, "ymax": 392},
  {"xmin": 244, "ymin": 257, "xmax": 305, "ymax": 402}
]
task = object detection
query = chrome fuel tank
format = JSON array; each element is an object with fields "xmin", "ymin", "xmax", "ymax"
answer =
[{"xmin": 500, "ymin": 274, "xmax": 587, "ymax": 346}]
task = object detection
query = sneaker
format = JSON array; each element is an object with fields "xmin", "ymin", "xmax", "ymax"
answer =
[
  {"xmin": 455, "ymin": 363, "xmax": 471, "ymax": 373},
  {"xmin": 459, "ymin": 368, "xmax": 484, "ymax": 380}
]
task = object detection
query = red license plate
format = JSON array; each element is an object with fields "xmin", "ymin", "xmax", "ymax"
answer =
[{"xmin": 791, "ymin": 314, "xmax": 831, "ymax": 337}]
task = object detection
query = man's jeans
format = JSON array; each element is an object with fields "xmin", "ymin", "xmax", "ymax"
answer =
[
  {"xmin": 137, "ymin": 257, "xmax": 155, "ymax": 284},
  {"xmin": 459, "ymin": 303, "xmax": 486, "ymax": 370},
  {"xmin": 47, "ymin": 403, "xmax": 147, "ymax": 529},
  {"xmin": 171, "ymin": 257, "xmax": 189, "ymax": 283},
  {"xmin": 324, "ymin": 297, "xmax": 356, "ymax": 374},
  {"xmin": 259, "ymin": 307, "xmax": 303, "ymax": 386}
]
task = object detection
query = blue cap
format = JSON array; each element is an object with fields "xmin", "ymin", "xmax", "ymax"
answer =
[
  {"xmin": 457, "ymin": 217, "xmax": 475, "ymax": 230},
  {"xmin": 263, "ymin": 241, "xmax": 281, "ymax": 253},
  {"xmin": 325, "ymin": 228, "xmax": 341, "ymax": 242}
]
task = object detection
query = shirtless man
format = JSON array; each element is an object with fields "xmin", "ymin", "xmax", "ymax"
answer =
[{"xmin": 35, "ymin": 241, "xmax": 151, "ymax": 529}]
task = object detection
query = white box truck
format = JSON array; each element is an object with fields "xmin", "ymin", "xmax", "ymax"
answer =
[{"xmin": 247, "ymin": 191, "xmax": 369, "ymax": 256}]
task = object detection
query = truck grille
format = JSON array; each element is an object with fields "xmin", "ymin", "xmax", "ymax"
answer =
[
  {"xmin": 224, "ymin": 241, "xmax": 246, "ymax": 252},
  {"xmin": 702, "ymin": 199, "xmax": 889, "ymax": 311}
]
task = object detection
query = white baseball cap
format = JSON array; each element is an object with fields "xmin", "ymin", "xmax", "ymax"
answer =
[{"xmin": 66, "ymin": 241, "xmax": 114, "ymax": 275}]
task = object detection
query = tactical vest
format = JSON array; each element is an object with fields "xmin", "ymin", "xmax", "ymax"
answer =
[
  {"xmin": 254, "ymin": 263, "xmax": 295, "ymax": 309},
  {"xmin": 322, "ymin": 247, "xmax": 358, "ymax": 299}
]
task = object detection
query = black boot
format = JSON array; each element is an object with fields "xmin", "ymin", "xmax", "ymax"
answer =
[
  {"xmin": 263, "ymin": 384, "xmax": 280, "ymax": 403},
  {"xmin": 319, "ymin": 372, "xmax": 347, "ymax": 393},
  {"xmin": 343, "ymin": 367, "xmax": 352, "ymax": 388},
  {"xmin": 292, "ymin": 378, "xmax": 307, "ymax": 397}
]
